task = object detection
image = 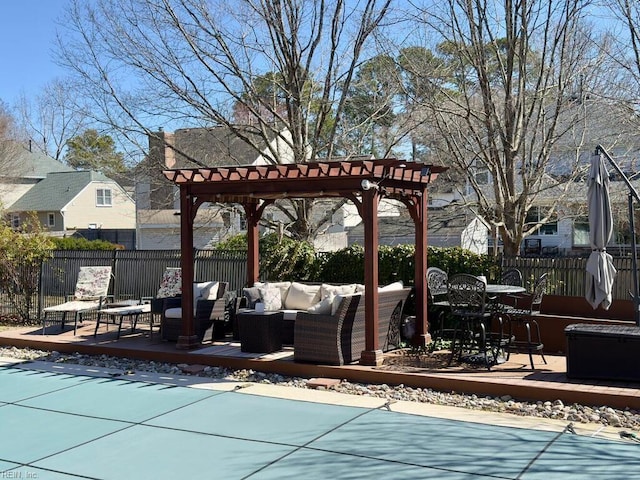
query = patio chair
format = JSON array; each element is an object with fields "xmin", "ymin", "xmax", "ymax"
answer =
[
  {"xmin": 42, "ymin": 266, "xmax": 113, "ymax": 335},
  {"xmin": 503, "ymin": 273, "xmax": 548, "ymax": 370},
  {"xmin": 500, "ymin": 268, "xmax": 523, "ymax": 287},
  {"xmin": 159, "ymin": 279, "xmax": 230, "ymax": 342},
  {"xmin": 447, "ymin": 273, "xmax": 510, "ymax": 370},
  {"xmin": 426, "ymin": 267, "xmax": 451, "ymax": 341}
]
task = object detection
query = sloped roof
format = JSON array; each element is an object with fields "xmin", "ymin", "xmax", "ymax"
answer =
[
  {"xmin": 8, "ymin": 170, "xmax": 113, "ymax": 212},
  {"xmin": 1, "ymin": 142, "xmax": 73, "ymax": 179},
  {"xmin": 137, "ymin": 208, "xmax": 225, "ymax": 227},
  {"xmin": 346, "ymin": 205, "xmax": 483, "ymax": 243},
  {"xmin": 171, "ymin": 126, "xmax": 279, "ymax": 168}
]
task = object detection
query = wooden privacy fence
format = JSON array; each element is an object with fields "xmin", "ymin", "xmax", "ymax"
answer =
[
  {"xmin": 503, "ymin": 256, "xmax": 637, "ymax": 300},
  {"xmin": 16, "ymin": 250, "xmax": 248, "ymax": 320}
]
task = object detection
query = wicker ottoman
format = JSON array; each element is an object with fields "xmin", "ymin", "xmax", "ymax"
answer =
[{"xmin": 238, "ymin": 311, "xmax": 284, "ymax": 353}]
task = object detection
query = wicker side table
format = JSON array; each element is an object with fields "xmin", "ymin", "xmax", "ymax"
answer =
[{"xmin": 237, "ymin": 311, "xmax": 284, "ymax": 353}]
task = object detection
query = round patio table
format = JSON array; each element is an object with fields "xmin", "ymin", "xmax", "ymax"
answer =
[{"xmin": 485, "ymin": 284, "xmax": 526, "ymax": 295}]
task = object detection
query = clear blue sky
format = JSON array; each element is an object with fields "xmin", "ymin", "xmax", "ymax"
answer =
[{"xmin": 0, "ymin": 0, "xmax": 69, "ymax": 104}]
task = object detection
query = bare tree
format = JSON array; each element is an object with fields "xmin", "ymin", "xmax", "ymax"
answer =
[
  {"xmin": 55, "ymin": 0, "xmax": 394, "ymax": 241},
  {"xmin": 15, "ymin": 79, "xmax": 89, "ymax": 161},
  {"xmin": 404, "ymin": 0, "xmax": 621, "ymax": 256}
]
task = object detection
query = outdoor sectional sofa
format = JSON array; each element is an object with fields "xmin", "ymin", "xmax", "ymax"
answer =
[{"xmin": 239, "ymin": 281, "xmax": 411, "ymax": 365}]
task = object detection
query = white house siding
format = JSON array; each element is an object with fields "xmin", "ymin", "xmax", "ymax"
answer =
[
  {"xmin": 63, "ymin": 181, "xmax": 135, "ymax": 230},
  {"xmin": 0, "ymin": 179, "xmax": 38, "ymax": 209},
  {"xmin": 460, "ymin": 218, "xmax": 489, "ymax": 255},
  {"xmin": 253, "ymin": 130, "xmax": 296, "ymax": 165},
  {"xmin": 137, "ymin": 226, "xmax": 220, "ymax": 250}
]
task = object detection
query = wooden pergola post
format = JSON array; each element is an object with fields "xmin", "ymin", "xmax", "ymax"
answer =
[
  {"xmin": 177, "ymin": 185, "xmax": 199, "ymax": 349},
  {"xmin": 410, "ymin": 191, "xmax": 431, "ymax": 346},
  {"xmin": 360, "ymin": 187, "xmax": 382, "ymax": 366},
  {"xmin": 243, "ymin": 202, "xmax": 261, "ymax": 286}
]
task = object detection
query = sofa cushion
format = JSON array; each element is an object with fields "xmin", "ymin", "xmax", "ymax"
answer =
[
  {"xmin": 242, "ymin": 287, "xmax": 262, "ymax": 309},
  {"xmin": 284, "ymin": 282, "xmax": 321, "ymax": 310},
  {"xmin": 308, "ymin": 293, "xmax": 335, "ymax": 315},
  {"xmin": 320, "ymin": 283, "xmax": 356, "ymax": 299},
  {"xmin": 258, "ymin": 286, "xmax": 283, "ymax": 311},
  {"xmin": 255, "ymin": 281, "xmax": 291, "ymax": 305}
]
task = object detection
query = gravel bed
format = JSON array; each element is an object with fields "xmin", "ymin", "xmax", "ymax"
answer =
[{"xmin": 2, "ymin": 346, "xmax": 640, "ymax": 432}]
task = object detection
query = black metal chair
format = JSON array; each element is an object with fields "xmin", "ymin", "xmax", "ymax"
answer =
[
  {"xmin": 503, "ymin": 273, "xmax": 548, "ymax": 369},
  {"xmin": 447, "ymin": 274, "xmax": 508, "ymax": 369},
  {"xmin": 501, "ymin": 268, "xmax": 523, "ymax": 287},
  {"xmin": 426, "ymin": 267, "xmax": 451, "ymax": 340}
]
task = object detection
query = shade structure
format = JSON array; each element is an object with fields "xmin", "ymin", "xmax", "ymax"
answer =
[{"xmin": 585, "ymin": 152, "xmax": 617, "ymax": 310}]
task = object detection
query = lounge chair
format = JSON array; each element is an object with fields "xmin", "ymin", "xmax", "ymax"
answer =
[{"xmin": 42, "ymin": 265, "xmax": 113, "ymax": 335}]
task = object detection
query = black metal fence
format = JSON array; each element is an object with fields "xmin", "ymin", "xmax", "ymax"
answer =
[
  {"xmin": 3, "ymin": 250, "xmax": 248, "ymax": 320},
  {"xmin": 2, "ymin": 249, "xmax": 637, "ymax": 320}
]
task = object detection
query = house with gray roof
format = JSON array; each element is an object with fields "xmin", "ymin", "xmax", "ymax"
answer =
[
  {"xmin": 0, "ymin": 141, "xmax": 73, "ymax": 209},
  {"xmin": 7, "ymin": 170, "xmax": 136, "ymax": 241}
]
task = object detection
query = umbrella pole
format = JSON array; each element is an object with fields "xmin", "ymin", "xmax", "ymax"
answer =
[
  {"xmin": 628, "ymin": 194, "xmax": 640, "ymax": 326},
  {"xmin": 597, "ymin": 145, "xmax": 640, "ymax": 326}
]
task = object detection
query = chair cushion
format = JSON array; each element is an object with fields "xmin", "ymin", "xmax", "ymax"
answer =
[
  {"xmin": 284, "ymin": 282, "xmax": 321, "ymax": 310},
  {"xmin": 74, "ymin": 266, "xmax": 112, "ymax": 300},
  {"xmin": 156, "ymin": 268, "xmax": 182, "ymax": 298},
  {"xmin": 258, "ymin": 286, "xmax": 283, "ymax": 311}
]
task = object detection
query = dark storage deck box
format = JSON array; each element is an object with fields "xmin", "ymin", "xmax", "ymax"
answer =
[{"xmin": 565, "ymin": 323, "xmax": 640, "ymax": 382}]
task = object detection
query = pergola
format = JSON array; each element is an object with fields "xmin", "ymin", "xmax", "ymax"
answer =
[{"xmin": 163, "ymin": 158, "xmax": 446, "ymax": 366}]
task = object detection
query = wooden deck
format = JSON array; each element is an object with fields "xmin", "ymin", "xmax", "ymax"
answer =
[{"xmin": 1, "ymin": 321, "xmax": 639, "ymax": 410}]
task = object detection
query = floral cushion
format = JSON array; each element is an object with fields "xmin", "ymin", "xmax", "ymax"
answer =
[
  {"xmin": 156, "ymin": 268, "xmax": 182, "ymax": 298},
  {"xmin": 74, "ymin": 266, "xmax": 112, "ymax": 300}
]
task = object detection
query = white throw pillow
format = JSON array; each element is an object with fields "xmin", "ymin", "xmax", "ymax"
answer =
[
  {"xmin": 284, "ymin": 282, "xmax": 321, "ymax": 310},
  {"xmin": 258, "ymin": 286, "xmax": 282, "ymax": 311},
  {"xmin": 331, "ymin": 292, "xmax": 362, "ymax": 316},
  {"xmin": 320, "ymin": 283, "xmax": 356, "ymax": 298},
  {"xmin": 260, "ymin": 281, "xmax": 291, "ymax": 305},
  {"xmin": 193, "ymin": 281, "xmax": 219, "ymax": 300},
  {"xmin": 307, "ymin": 293, "xmax": 335, "ymax": 315}
]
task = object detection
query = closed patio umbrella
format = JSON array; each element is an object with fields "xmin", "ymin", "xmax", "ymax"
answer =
[{"xmin": 585, "ymin": 152, "xmax": 617, "ymax": 310}]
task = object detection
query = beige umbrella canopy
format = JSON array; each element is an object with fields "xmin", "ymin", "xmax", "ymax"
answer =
[{"xmin": 585, "ymin": 152, "xmax": 617, "ymax": 310}]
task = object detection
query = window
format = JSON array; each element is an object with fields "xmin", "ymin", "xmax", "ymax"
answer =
[
  {"xmin": 573, "ymin": 217, "xmax": 589, "ymax": 246},
  {"xmin": 525, "ymin": 206, "xmax": 557, "ymax": 235},
  {"xmin": 11, "ymin": 214, "xmax": 19, "ymax": 229},
  {"xmin": 47, "ymin": 213, "xmax": 55, "ymax": 227},
  {"xmin": 96, "ymin": 188, "xmax": 112, "ymax": 206}
]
